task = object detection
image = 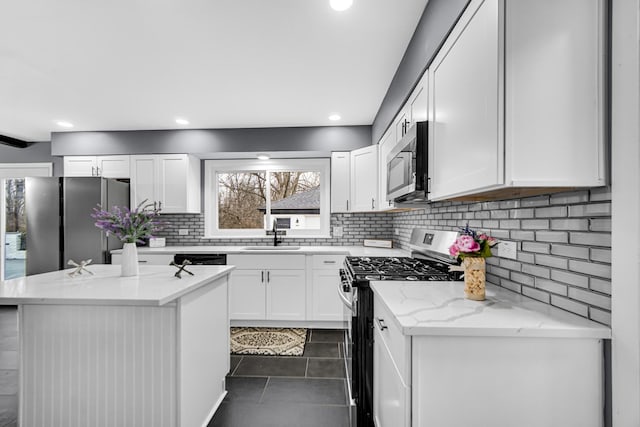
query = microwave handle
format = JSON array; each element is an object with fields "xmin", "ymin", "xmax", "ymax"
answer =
[{"xmin": 427, "ymin": 177, "xmax": 431, "ymax": 193}]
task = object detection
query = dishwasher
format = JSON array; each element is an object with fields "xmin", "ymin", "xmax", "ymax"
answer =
[{"xmin": 173, "ymin": 253, "xmax": 227, "ymax": 265}]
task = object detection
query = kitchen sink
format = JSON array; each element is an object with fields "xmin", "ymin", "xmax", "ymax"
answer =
[{"xmin": 242, "ymin": 246, "xmax": 301, "ymax": 251}]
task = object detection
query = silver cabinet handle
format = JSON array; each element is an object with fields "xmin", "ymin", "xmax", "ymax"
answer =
[
  {"xmin": 91, "ymin": 166, "xmax": 96, "ymax": 176},
  {"xmin": 376, "ymin": 317, "xmax": 388, "ymax": 331},
  {"xmin": 153, "ymin": 201, "xmax": 157, "ymax": 210},
  {"xmin": 261, "ymin": 271, "xmax": 264, "ymax": 283},
  {"xmin": 96, "ymin": 166, "xmax": 101, "ymax": 176},
  {"xmin": 371, "ymin": 198, "xmax": 375, "ymax": 210},
  {"xmin": 323, "ymin": 260, "xmax": 336, "ymax": 264},
  {"xmin": 267, "ymin": 271, "xmax": 270, "ymax": 282},
  {"xmin": 346, "ymin": 200, "xmax": 349, "ymax": 211},
  {"xmin": 138, "ymin": 260, "xmax": 148, "ymax": 263},
  {"xmin": 158, "ymin": 201, "xmax": 162, "ymax": 210}
]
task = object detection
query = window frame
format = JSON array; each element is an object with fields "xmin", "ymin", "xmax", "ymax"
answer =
[{"xmin": 204, "ymin": 158, "xmax": 331, "ymax": 238}]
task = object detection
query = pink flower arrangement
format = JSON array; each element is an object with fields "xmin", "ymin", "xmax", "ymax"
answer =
[{"xmin": 449, "ymin": 224, "xmax": 498, "ymax": 260}]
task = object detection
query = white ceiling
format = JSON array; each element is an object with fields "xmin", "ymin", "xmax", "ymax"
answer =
[{"xmin": 0, "ymin": 0, "xmax": 428, "ymax": 142}]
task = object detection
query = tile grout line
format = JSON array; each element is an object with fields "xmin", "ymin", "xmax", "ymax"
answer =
[{"xmin": 258, "ymin": 376, "xmax": 271, "ymax": 404}]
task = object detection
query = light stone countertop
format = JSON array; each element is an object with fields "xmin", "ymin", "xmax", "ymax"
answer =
[
  {"xmin": 0, "ymin": 264, "xmax": 235, "ymax": 306},
  {"xmin": 111, "ymin": 245, "xmax": 410, "ymax": 257},
  {"xmin": 371, "ymin": 281, "xmax": 611, "ymax": 339}
]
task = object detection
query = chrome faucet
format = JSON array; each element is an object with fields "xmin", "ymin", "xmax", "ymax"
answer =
[{"xmin": 272, "ymin": 219, "xmax": 282, "ymax": 246}]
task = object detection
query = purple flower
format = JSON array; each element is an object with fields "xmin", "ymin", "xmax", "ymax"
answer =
[{"xmin": 91, "ymin": 200, "xmax": 167, "ymax": 244}]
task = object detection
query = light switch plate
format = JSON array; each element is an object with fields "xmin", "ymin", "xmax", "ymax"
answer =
[
  {"xmin": 498, "ymin": 240, "xmax": 517, "ymax": 260},
  {"xmin": 333, "ymin": 226, "xmax": 343, "ymax": 237},
  {"xmin": 178, "ymin": 229, "xmax": 189, "ymax": 236}
]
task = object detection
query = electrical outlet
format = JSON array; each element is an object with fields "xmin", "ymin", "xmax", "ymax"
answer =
[
  {"xmin": 333, "ymin": 226, "xmax": 344, "ymax": 237},
  {"xmin": 178, "ymin": 228, "xmax": 189, "ymax": 236},
  {"xmin": 498, "ymin": 240, "xmax": 517, "ymax": 260},
  {"xmin": 394, "ymin": 228, "xmax": 400, "ymax": 235}
]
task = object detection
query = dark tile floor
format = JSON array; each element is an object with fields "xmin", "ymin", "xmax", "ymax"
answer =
[{"xmin": 209, "ymin": 328, "xmax": 350, "ymax": 427}]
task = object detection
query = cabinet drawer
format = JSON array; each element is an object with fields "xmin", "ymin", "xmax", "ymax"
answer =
[
  {"xmin": 227, "ymin": 254, "xmax": 305, "ymax": 270},
  {"xmin": 374, "ymin": 293, "xmax": 411, "ymax": 385},
  {"xmin": 312, "ymin": 254, "xmax": 345, "ymax": 270},
  {"xmin": 111, "ymin": 253, "xmax": 174, "ymax": 265}
]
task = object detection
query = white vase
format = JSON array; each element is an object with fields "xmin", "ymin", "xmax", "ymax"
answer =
[{"xmin": 121, "ymin": 242, "xmax": 139, "ymax": 277}]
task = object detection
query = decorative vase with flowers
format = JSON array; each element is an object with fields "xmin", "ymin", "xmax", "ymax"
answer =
[
  {"xmin": 448, "ymin": 224, "xmax": 498, "ymax": 301},
  {"xmin": 91, "ymin": 201, "xmax": 166, "ymax": 277}
]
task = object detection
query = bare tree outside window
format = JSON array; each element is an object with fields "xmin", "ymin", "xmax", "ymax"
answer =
[{"xmin": 217, "ymin": 171, "xmax": 321, "ymax": 230}]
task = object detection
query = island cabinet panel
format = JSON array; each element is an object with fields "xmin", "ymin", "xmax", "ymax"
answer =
[
  {"xmin": 411, "ymin": 336, "xmax": 604, "ymax": 427},
  {"xmin": 21, "ymin": 304, "xmax": 178, "ymax": 427}
]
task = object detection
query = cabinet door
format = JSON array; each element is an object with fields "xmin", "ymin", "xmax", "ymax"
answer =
[
  {"xmin": 377, "ymin": 128, "xmax": 395, "ymax": 210},
  {"xmin": 350, "ymin": 145, "xmax": 378, "ymax": 211},
  {"xmin": 394, "ymin": 108, "xmax": 409, "ymax": 143},
  {"xmin": 266, "ymin": 269, "xmax": 306, "ymax": 321},
  {"xmin": 428, "ymin": 0, "xmax": 503, "ymax": 200},
  {"xmin": 409, "ymin": 73, "xmax": 428, "ymax": 127},
  {"xmin": 229, "ymin": 269, "xmax": 266, "ymax": 320},
  {"xmin": 311, "ymin": 269, "xmax": 345, "ymax": 321},
  {"xmin": 330, "ymin": 152, "xmax": 351, "ymax": 212},
  {"xmin": 157, "ymin": 154, "xmax": 189, "ymax": 213},
  {"xmin": 373, "ymin": 325, "xmax": 410, "ymax": 427},
  {"xmin": 98, "ymin": 155, "xmax": 130, "ymax": 178},
  {"xmin": 130, "ymin": 156, "xmax": 157, "ymax": 208},
  {"xmin": 63, "ymin": 156, "xmax": 97, "ymax": 177}
]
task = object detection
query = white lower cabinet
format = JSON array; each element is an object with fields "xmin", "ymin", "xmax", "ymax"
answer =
[
  {"xmin": 373, "ymin": 323, "xmax": 410, "ymax": 427},
  {"xmin": 228, "ymin": 255, "xmax": 306, "ymax": 321},
  {"xmin": 373, "ymin": 294, "xmax": 411, "ymax": 427},
  {"xmin": 310, "ymin": 255, "xmax": 346, "ymax": 321}
]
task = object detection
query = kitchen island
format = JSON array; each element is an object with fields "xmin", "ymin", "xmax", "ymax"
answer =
[
  {"xmin": 371, "ymin": 281, "xmax": 611, "ymax": 427},
  {"xmin": 0, "ymin": 264, "xmax": 234, "ymax": 427}
]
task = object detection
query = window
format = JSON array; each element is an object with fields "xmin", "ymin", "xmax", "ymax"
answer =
[{"xmin": 204, "ymin": 159, "xmax": 330, "ymax": 237}]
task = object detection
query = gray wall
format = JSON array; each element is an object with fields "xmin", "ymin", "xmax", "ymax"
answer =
[
  {"xmin": 371, "ymin": 0, "xmax": 470, "ymax": 143},
  {"xmin": 51, "ymin": 126, "xmax": 371, "ymax": 156},
  {"xmin": 0, "ymin": 142, "xmax": 63, "ymax": 176}
]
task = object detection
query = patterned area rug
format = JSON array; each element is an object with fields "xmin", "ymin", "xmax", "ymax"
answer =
[{"xmin": 230, "ymin": 327, "xmax": 307, "ymax": 356}]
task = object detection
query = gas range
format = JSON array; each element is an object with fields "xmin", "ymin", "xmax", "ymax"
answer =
[
  {"xmin": 344, "ymin": 256, "xmax": 456, "ymax": 282},
  {"xmin": 342, "ymin": 228, "xmax": 462, "ymax": 427}
]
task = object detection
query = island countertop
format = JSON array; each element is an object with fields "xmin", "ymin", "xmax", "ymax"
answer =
[
  {"xmin": 371, "ymin": 281, "xmax": 611, "ymax": 339},
  {"xmin": 0, "ymin": 264, "xmax": 235, "ymax": 306}
]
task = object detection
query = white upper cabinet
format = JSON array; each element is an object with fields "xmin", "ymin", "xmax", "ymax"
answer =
[
  {"xmin": 63, "ymin": 156, "xmax": 130, "ymax": 178},
  {"xmin": 330, "ymin": 152, "xmax": 351, "ymax": 213},
  {"xmin": 377, "ymin": 127, "xmax": 395, "ymax": 210},
  {"xmin": 350, "ymin": 145, "xmax": 379, "ymax": 211},
  {"xmin": 130, "ymin": 154, "xmax": 201, "ymax": 213},
  {"xmin": 428, "ymin": 0, "xmax": 606, "ymax": 201}
]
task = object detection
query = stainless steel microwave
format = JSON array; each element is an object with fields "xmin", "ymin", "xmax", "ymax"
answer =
[{"xmin": 386, "ymin": 121, "xmax": 429, "ymax": 203}]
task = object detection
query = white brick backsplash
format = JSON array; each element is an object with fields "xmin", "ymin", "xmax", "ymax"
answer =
[
  {"xmin": 550, "ymin": 270, "xmax": 589, "ymax": 288},
  {"xmin": 569, "ymin": 287, "xmax": 611, "ymax": 310},
  {"xmin": 568, "ymin": 203, "xmax": 611, "ymax": 217},
  {"xmin": 521, "ymin": 219, "xmax": 550, "ymax": 230},
  {"xmin": 535, "ymin": 206, "xmax": 568, "ymax": 218},
  {"xmin": 535, "ymin": 231, "xmax": 569, "ymax": 243},
  {"xmin": 161, "ymin": 187, "xmax": 612, "ymax": 326},
  {"xmin": 535, "ymin": 278, "xmax": 568, "ymax": 296},
  {"xmin": 522, "ymin": 286, "xmax": 551, "ymax": 303},
  {"xmin": 550, "ymin": 295, "xmax": 589, "ymax": 317},
  {"xmin": 550, "ymin": 244, "xmax": 590, "ymax": 259}
]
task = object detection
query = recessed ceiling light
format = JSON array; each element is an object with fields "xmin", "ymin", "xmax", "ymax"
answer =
[
  {"xmin": 56, "ymin": 121, "xmax": 74, "ymax": 128},
  {"xmin": 328, "ymin": 114, "xmax": 341, "ymax": 121},
  {"xmin": 175, "ymin": 118, "xmax": 189, "ymax": 125},
  {"xmin": 330, "ymin": 0, "xmax": 353, "ymax": 11},
  {"xmin": 257, "ymin": 154, "xmax": 270, "ymax": 160}
]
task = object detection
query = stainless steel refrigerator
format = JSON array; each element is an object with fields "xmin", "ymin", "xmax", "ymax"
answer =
[{"xmin": 25, "ymin": 177, "xmax": 130, "ymax": 275}]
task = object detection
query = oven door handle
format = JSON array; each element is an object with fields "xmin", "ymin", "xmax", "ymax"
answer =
[{"xmin": 337, "ymin": 282, "xmax": 353, "ymax": 310}]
